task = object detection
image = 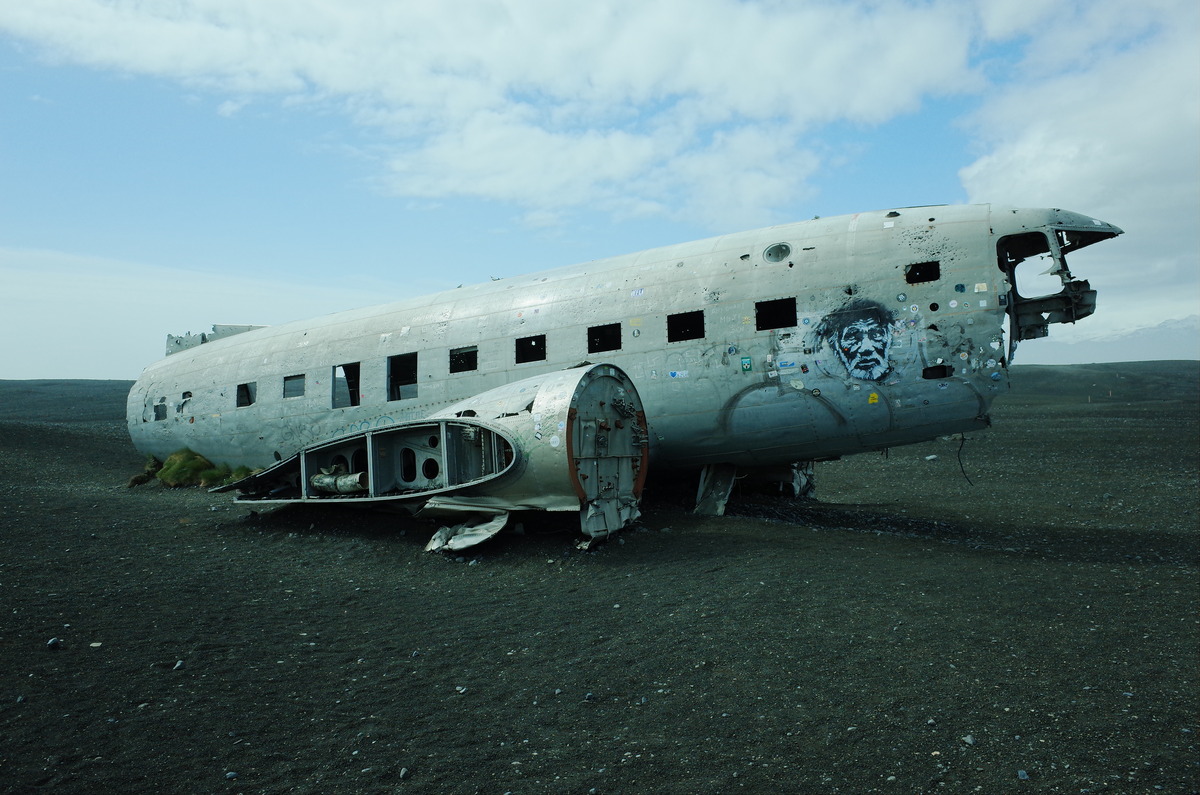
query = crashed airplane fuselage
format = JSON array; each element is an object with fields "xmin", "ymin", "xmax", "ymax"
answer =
[{"xmin": 128, "ymin": 204, "xmax": 1121, "ymax": 547}]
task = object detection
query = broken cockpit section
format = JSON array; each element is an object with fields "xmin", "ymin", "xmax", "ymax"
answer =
[
  {"xmin": 996, "ymin": 209, "xmax": 1122, "ymax": 360},
  {"xmin": 212, "ymin": 363, "xmax": 650, "ymax": 552}
]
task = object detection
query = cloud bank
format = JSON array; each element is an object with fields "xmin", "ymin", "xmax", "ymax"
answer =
[
  {"xmin": 3, "ymin": 0, "xmax": 981, "ymax": 228},
  {"xmin": 3, "ymin": 2, "xmax": 1194, "ymax": 226},
  {"xmin": 1, "ymin": 0, "xmax": 1196, "ymax": 377}
]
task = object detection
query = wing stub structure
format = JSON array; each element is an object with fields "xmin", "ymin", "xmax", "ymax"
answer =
[{"xmin": 214, "ymin": 364, "xmax": 649, "ymax": 550}]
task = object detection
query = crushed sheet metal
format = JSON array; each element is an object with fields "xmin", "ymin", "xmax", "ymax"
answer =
[{"xmin": 423, "ymin": 503, "xmax": 509, "ymax": 552}]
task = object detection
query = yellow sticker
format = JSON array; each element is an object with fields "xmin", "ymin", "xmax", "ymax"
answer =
[{"xmin": 868, "ymin": 393, "xmax": 879, "ymax": 404}]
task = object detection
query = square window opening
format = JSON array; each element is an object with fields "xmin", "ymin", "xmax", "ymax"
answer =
[
  {"xmin": 667, "ymin": 310, "xmax": 705, "ymax": 342},
  {"xmin": 387, "ymin": 353, "xmax": 418, "ymax": 400},
  {"xmin": 515, "ymin": 334, "xmax": 546, "ymax": 364},
  {"xmin": 283, "ymin": 374, "xmax": 305, "ymax": 399},
  {"xmin": 236, "ymin": 381, "xmax": 257, "ymax": 407},
  {"xmin": 922, "ymin": 364, "xmax": 954, "ymax": 379},
  {"xmin": 588, "ymin": 323, "xmax": 622, "ymax": 353},
  {"xmin": 332, "ymin": 363, "xmax": 360, "ymax": 408},
  {"xmin": 449, "ymin": 346, "xmax": 478, "ymax": 373},
  {"xmin": 755, "ymin": 297, "xmax": 797, "ymax": 331},
  {"xmin": 905, "ymin": 261, "xmax": 941, "ymax": 284}
]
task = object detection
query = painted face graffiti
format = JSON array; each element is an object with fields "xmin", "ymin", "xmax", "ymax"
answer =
[
  {"xmin": 836, "ymin": 318, "xmax": 891, "ymax": 380},
  {"xmin": 816, "ymin": 299, "xmax": 896, "ymax": 381}
]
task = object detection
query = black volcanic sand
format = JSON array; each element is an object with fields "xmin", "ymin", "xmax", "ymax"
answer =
[{"xmin": 1, "ymin": 363, "xmax": 1197, "ymax": 794}]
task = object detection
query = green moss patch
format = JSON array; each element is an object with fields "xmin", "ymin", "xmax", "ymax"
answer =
[{"xmin": 156, "ymin": 449, "xmax": 218, "ymax": 487}]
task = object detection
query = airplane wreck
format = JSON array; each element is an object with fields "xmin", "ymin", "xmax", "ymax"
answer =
[{"xmin": 128, "ymin": 204, "xmax": 1122, "ymax": 549}]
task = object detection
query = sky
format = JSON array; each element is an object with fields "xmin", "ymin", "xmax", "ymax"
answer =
[{"xmin": 1, "ymin": 0, "xmax": 1197, "ymax": 379}]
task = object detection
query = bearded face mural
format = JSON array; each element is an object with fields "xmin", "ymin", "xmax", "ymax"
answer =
[{"xmin": 817, "ymin": 299, "xmax": 895, "ymax": 381}]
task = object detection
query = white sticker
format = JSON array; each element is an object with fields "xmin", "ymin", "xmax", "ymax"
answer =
[{"xmin": 549, "ymin": 435, "xmax": 560, "ymax": 448}]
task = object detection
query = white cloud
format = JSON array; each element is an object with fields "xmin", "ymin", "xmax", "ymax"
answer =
[
  {"xmin": 960, "ymin": 0, "xmax": 1200, "ymax": 334},
  {"xmin": 0, "ymin": 0, "xmax": 982, "ymax": 226},
  {"xmin": 216, "ymin": 98, "xmax": 248, "ymax": 117},
  {"xmin": 1, "ymin": 0, "xmax": 1196, "ymax": 364},
  {"xmin": 972, "ymin": 0, "xmax": 1065, "ymax": 41}
]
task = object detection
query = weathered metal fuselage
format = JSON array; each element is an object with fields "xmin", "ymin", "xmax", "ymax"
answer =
[{"xmin": 129, "ymin": 204, "xmax": 1120, "ymax": 479}]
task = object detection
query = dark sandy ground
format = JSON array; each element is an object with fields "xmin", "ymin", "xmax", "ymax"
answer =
[{"xmin": 1, "ymin": 362, "xmax": 1197, "ymax": 794}]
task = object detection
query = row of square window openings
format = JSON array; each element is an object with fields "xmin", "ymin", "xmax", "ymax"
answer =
[
  {"xmin": 231, "ymin": 300, "xmax": 801, "ymax": 409},
  {"xmin": 222, "ymin": 296, "xmax": 813, "ymax": 409}
]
